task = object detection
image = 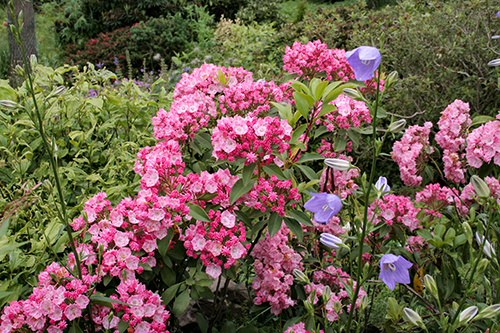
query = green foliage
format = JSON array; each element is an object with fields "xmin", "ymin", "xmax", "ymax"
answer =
[
  {"xmin": 209, "ymin": 17, "xmax": 280, "ymax": 78},
  {"xmin": 0, "ymin": 62, "xmax": 170, "ymax": 304},
  {"xmin": 236, "ymin": 0, "xmax": 286, "ymax": 27}
]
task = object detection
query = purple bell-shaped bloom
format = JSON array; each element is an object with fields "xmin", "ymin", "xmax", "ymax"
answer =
[
  {"xmin": 379, "ymin": 254, "xmax": 413, "ymax": 290},
  {"xmin": 304, "ymin": 192, "xmax": 342, "ymax": 224},
  {"xmin": 345, "ymin": 46, "xmax": 382, "ymax": 81},
  {"xmin": 375, "ymin": 176, "xmax": 391, "ymax": 196}
]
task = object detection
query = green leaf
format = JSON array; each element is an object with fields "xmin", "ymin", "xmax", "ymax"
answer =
[
  {"xmin": 268, "ymin": 212, "xmax": 282, "ymax": 238},
  {"xmin": 173, "ymin": 289, "xmax": 190, "ymax": 317},
  {"xmin": 334, "ymin": 137, "xmax": 347, "ymax": 152},
  {"xmin": 118, "ymin": 320, "xmax": 129, "ymax": 333},
  {"xmin": 470, "ymin": 115, "xmax": 495, "ymax": 127},
  {"xmin": 262, "ymin": 164, "xmax": 287, "ymax": 181},
  {"xmin": 0, "ymin": 218, "xmax": 10, "ymax": 238},
  {"xmin": 68, "ymin": 322, "xmax": 84, "ymax": 333},
  {"xmin": 197, "ymin": 313, "xmax": 209, "ymax": 333},
  {"xmin": 296, "ymin": 153, "xmax": 325, "ymax": 164},
  {"xmin": 186, "ymin": 203, "xmax": 211, "ymax": 222},
  {"xmin": 314, "ymin": 80, "xmax": 330, "ymax": 101},
  {"xmin": 194, "ymin": 132, "xmax": 213, "ymax": 150},
  {"xmin": 323, "ymin": 82, "xmax": 358, "ymax": 104},
  {"xmin": 291, "ymin": 124, "xmax": 307, "ymax": 143},
  {"xmin": 230, "ymin": 179, "xmax": 255, "ymax": 205},
  {"xmin": 242, "ymin": 163, "xmax": 256, "ymax": 186},
  {"xmin": 291, "ymin": 81, "xmax": 311, "ymax": 94},
  {"xmin": 296, "ymin": 165, "xmax": 318, "ymax": 181},
  {"xmin": 90, "ymin": 295, "xmax": 129, "ymax": 307},
  {"xmin": 317, "ymin": 103, "xmax": 335, "ymax": 118},
  {"xmin": 284, "ymin": 218, "xmax": 303, "ymax": 242},
  {"xmin": 162, "ymin": 283, "xmax": 181, "ymax": 305},
  {"xmin": 288, "ymin": 210, "xmax": 314, "ymax": 227},
  {"xmin": 293, "ymin": 91, "xmax": 313, "ymax": 119}
]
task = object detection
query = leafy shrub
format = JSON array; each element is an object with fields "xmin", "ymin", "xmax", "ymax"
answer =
[
  {"xmin": 235, "ymin": 0, "xmax": 286, "ymax": 27},
  {"xmin": 209, "ymin": 17, "xmax": 280, "ymax": 77},
  {"xmin": 0, "ymin": 63, "xmax": 170, "ymax": 304},
  {"xmin": 65, "ymin": 12, "xmax": 195, "ymax": 75},
  {"xmin": 276, "ymin": 0, "xmax": 500, "ymax": 125},
  {"xmin": 349, "ymin": 0, "xmax": 500, "ymax": 123}
]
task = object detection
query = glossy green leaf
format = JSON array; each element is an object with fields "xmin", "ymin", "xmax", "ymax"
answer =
[
  {"xmin": 288, "ymin": 210, "xmax": 314, "ymax": 227},
  {"xmin": 173, "ymin": 289, "xmax": 190, "ymax": 317},
  {"xmin": 268, "ymin": 212, "xmax": 282, "ymax": 238},
  {"xmin": 230, "ymin": 179, "xmax": 255, "ymax": 205},
  {"xmin": 186, "ymin": 203, "xmax": 211, "ymax": 222}
]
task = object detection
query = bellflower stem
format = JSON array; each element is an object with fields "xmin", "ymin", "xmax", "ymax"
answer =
[{"xmin": 345, "ymin": 71, "xmax": 381, "ymax": 332}]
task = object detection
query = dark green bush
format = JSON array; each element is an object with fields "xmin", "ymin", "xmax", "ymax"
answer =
[
  {"xmin": 350, "ymin": 0, "xmax": 500, "ymax": 123},
  {"xmin": 276, "ymin": 0, "xmax": 500, "ymax": 124},
  {"xmin": 64, "ymin": 12, "xmax": 195, "ymax": 75}
]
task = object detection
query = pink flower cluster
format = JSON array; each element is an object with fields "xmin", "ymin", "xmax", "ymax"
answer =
[
  {"xmin": 368, "ymin": 194, "xmax": 421, "ymax": 232},
  {"xmin": 0, "ymin": 263, "xmax": 169, "ymax": 333},
  {"xmin": 461, "ymin": 176, "xmax": 500, "ymax": 206},
  {"xmin": 218, "ymin": 80, "xmax": 292, "ymax": 117},
  {"xmin": 415, "ymin": 183, "xmax": 468, "ymax": 217},
  {"xmin": 435, "ymin": 100, "xmax": 471, "ymax": 183},
  {"xmin": 152, "ymin": 64, "xmax": 253, "ymax": 143},
  {"xmin": 252, "ymin": 224, "xmax": 303, "ymax": 315},
  {"xmin": 466, "ymin": 120, "xmax": 500, "ymax": 169},
  {"xmin": 183, "ymin": 209, "xmax": 248, "ymax": 279},
  {"xmin": 211, "ymin": 115, "xmax": 292, "ymax": 164},
  {"xmin": 308, "ymin": 266, "xmax": 367, "ymax": 321},
  {"xmin": 282, "ymin": 40, "xmax": 382, "ymax": 92},
  {"xmin": 283, "ymin": 322, "xmax": 313, "ymax": 333},
  {"xmin": 391, "ymin": 122, "xmax": 434, "ymax": 187},
  {"xmin": 405, "ymin": 235, "xmax": 427, "ymax": 254},
  {"xmin": 317, "ymin": 94, "xmax": 372, "ymax": 132},
  {"xmin": 243, "ymin": 176, "xmax": 301, "ymax": 216}
]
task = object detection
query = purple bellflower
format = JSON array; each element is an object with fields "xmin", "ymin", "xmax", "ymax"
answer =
[
  {"xmin": 345, "ymin": 46, "xmax": 382, "ymax": 81},
  {"xmin": 375, "ymin": 176, "xmax": 391, "ymax": 196},
  {"xmin": 379, "ymin": 254, "xmax": 413, "ymax": 290},
  {"xmin": 497, "ymin": 10, "xmax": 500, "ymax": 18},
  {"xmin": 304, "ymin": 192, "xmax": 342, "ymax": 224},
  {"xmin": 320, "ymin": 233, "xmax": 342, "ymax": 249}
]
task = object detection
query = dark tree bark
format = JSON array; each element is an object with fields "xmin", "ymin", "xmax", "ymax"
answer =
[{"xmin": 7, "ymin": 0, "xmax": 38, "ymax": 87}]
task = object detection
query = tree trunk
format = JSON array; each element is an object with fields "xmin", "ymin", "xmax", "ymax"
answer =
[{"xmin": 7, "ymin": 0, "xmax": 38, "ymax": 87}]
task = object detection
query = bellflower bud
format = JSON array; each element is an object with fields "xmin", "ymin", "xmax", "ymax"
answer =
[
  {"xmin": 488, "ymin": 59, "xmax": 500, "ymax": 67},
  {"xmin": 476, "ymin": 232, "xmax": 496, "ymax": 259},
  {"xmin": 459, "ymin": 306, "xmax": 478, "ymax": 325},
  {"xmin": 325, "ymin": 158, "xmax": 351, "ymax": 171},
  {"xmin": 388, "ymin": 119, "xmax": 407, "ymax": 133},
  {"xmin": 342, "ymin": 88, "xmax": 366, "ymax": 102},
  {"xmin": 359, "ymin": 294, "xmax": 369, "ymax": 312},
  {"xmin": 384, "ymin": 70, "xmax": 398, "ymax": 88},
  {"xmin": 403, "ymin": 308, "xmax": 425, "ymax": 330},
  {"xmin": 475, "ymin": 304, "xmax": 500, "ymax": 320},
  {"xmin": 293, "ymin": 269, "xmax": 310, "ymax": 284},
  {"xmin": 333, "ymin": 300, "xmax": 342, "ymax": 313},
  {"xmin": 471, "ymin": 175, "xmax": 490, "ymax": 198},
  {"xmin": 423, "ymin": 274, "xmax": 438, "ymax": 299},
  {"xmin": 322, "ymin": 286, "xmax": 331, "ymax": 303},
  {"xmin": 462, "ymin": 222, "xmax": 473, "ymax": 246},
  {"xmin": 0, "ymin": 100, "xmax": 19, "ymax": 110},
  {"xmin": 304, "ymin": 300, "xmax": 315, "ymax": 315}
]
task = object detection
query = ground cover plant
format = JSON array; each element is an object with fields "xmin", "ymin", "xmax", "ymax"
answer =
[{"xmin": 3, "ymin": 1, "xmax": 500, "ymax": 333}]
